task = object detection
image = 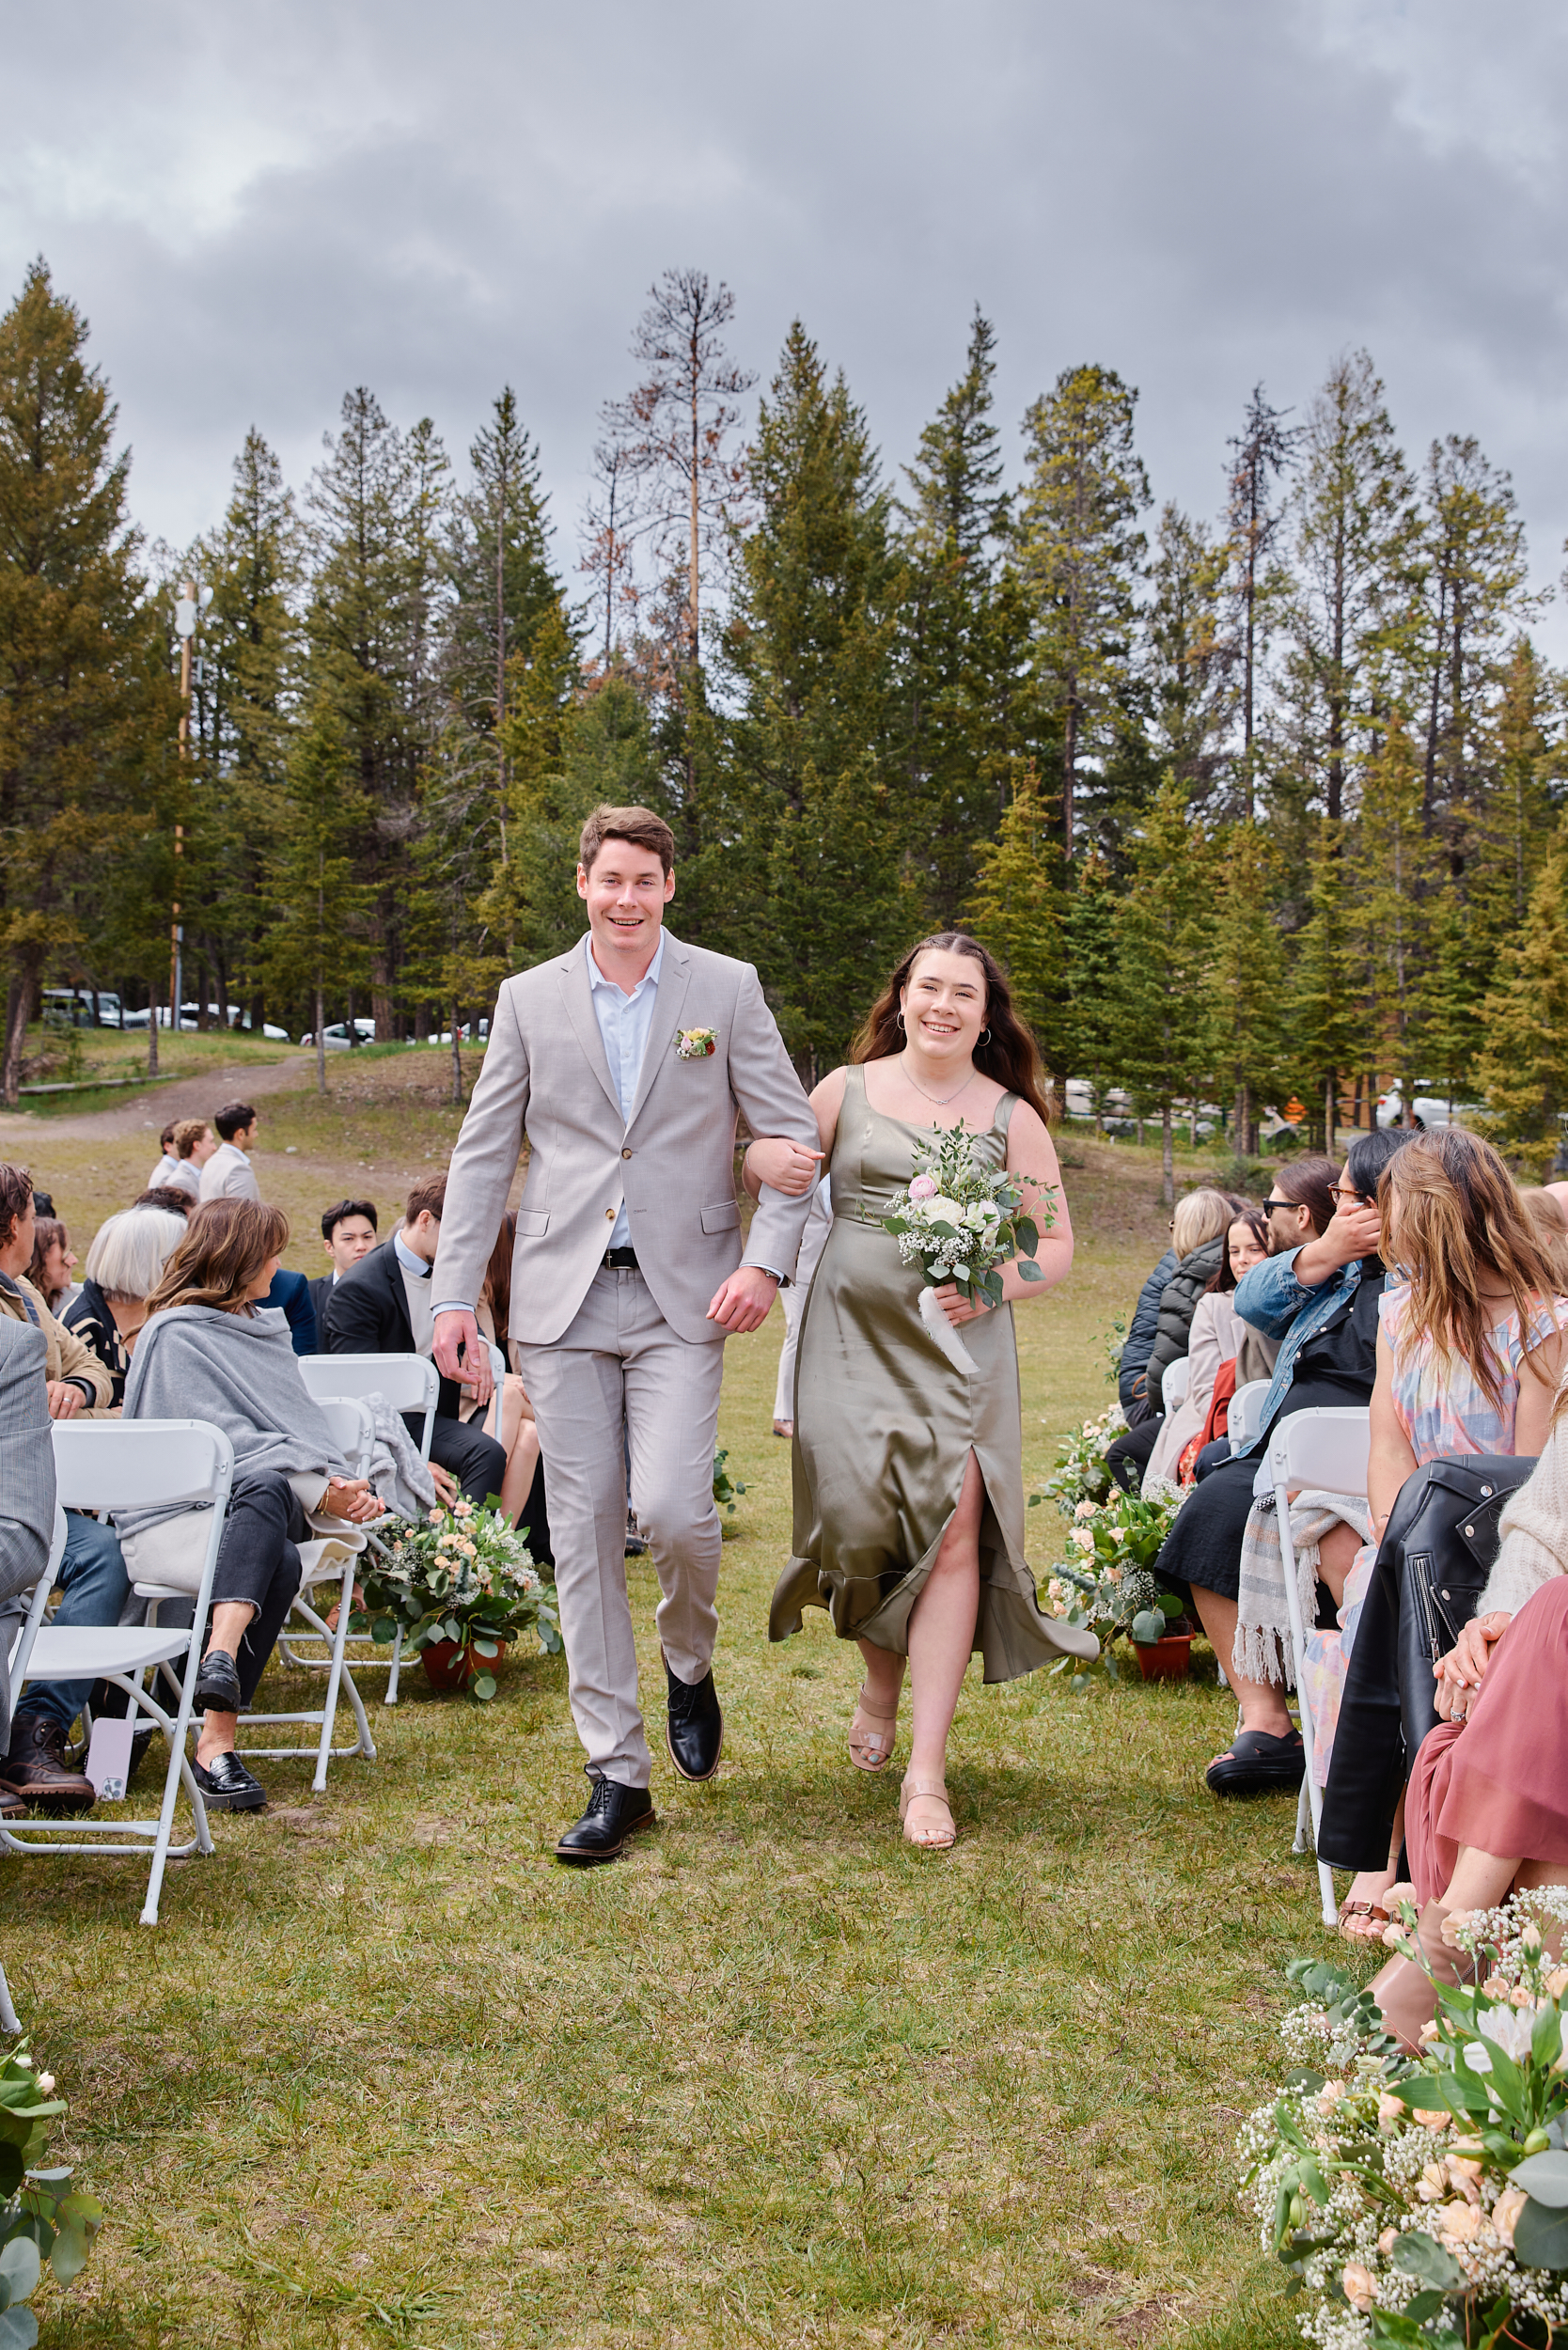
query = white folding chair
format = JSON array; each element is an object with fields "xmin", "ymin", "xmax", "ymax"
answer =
[
  {"xmin": 3, "ymin": 1421, "xmax": 235, "ymax": 1928},
  {"xmin": 2, "ymin": 1509, "xmax": 69, "ymax": 2028},
  {"xmin": 1260, "ymin": 1406, "xmax": 1372, "ymax": 1928},
  {"xmin": 1227, "ymin": 1379, "xmax": 1271, "ymax": 1455},
  {"xmin": 1161, "ymin": 1357, "xmax": 1191, "ymax": 1414},
  {"xmin": 217, "ymin": 1398, "xmax": 378, "ymax": 1793},
  {"xmin": 298, "ymin": 1355, "xmax": 438, "ymax": 1703}
]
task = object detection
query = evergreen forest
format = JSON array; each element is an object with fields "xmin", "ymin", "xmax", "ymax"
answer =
[{"xmin": 2, "ymin": 257, "xmax": 1564, "ymax": 1180}]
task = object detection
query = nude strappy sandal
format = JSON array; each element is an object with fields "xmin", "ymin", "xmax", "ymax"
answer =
[
  {"xmin": 899, "ymin": 1775, "xmax": 955, "ymax": 1851},
  {"xmin": 848, "ymin": 1686, "xmax": 899, "ymax": 1772}
]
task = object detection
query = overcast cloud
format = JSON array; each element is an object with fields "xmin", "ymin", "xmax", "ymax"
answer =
[{"xmin": 4, "ymin": 0, "xmax": 1567, "ymax": 640}]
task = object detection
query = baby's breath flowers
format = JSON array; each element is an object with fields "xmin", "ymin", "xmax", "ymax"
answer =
[{"xmin": 350, "ymin": 1498, "xmax": 560, "ymax": 1699}]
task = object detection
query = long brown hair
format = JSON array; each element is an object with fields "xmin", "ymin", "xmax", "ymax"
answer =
[
  {"xmin": 27, "ymin": 1215, "xmax": 69, "ymax": 1310},
  {"xmin": 146, "ymin": 1197, "xmax": 290, "ymax": 1319},
  {"xmin": 852, "ymin": 932, "xmax": 1053, "ymax": 1124},
  {"xmin": 480, "ymin": 1212, "xmax": 516, "ymax": 1339},
  {"xmin": 1379, "ymin": 1131, "xmax": 1564, "ymax": 1414}
]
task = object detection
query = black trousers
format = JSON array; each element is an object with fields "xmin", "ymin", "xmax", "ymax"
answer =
[
  {"xmin": 201, "ymin": 1469, "xmax": 306, "ymax": 1708},
  {"xmin": 1156, "ymin": 1376, "xmax": 1374, "ymax": 1606},
  {"xmin": 1105, "ymin": 1418, "xmax": 1162, "ymax": 1493}
]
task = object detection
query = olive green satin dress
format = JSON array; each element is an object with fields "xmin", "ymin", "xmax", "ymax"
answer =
[{"xmin": 769, "ymin": 1067, "xmax": 1098, "ymax": 1678}]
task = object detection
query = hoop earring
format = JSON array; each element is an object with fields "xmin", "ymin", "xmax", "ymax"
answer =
[
  {"xmin": 896, "ymin": 1010, "xmax": 905, "ymax": 1028},
  {"xmin": 979, "ymin": 1027, "xmax": 991, "ymax": 1045}
]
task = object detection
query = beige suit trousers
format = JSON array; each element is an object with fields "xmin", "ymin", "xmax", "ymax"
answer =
[{"xmin": 517, "ymin": 1267, "xmax": 725, "ymax": 1788}]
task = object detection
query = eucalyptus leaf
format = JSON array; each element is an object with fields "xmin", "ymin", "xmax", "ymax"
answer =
[
  {"xmin": 471, "ymin": 1674, "xmax": 497, "ymax": 1701},
  {"xmin": 1513, "ymin": 2193, "xmax": 1568, "ymax": 2269},
  {"xmin": 1509, "ymin": 2148, "xmax": 1568, "ymax": 2206},
  {"xmin": 0, "ymin": 2308, "xmax": 38, "ymax": 2349},
  {"xmin": 1388, "ymin": 2229, "xmax": 1466, "ymax": 2290},
  {"xmin": 1130, "ymin": 1609, "xmax": 1167, "ymax": 1645},
  {"xmin": 0, "ymin": 2240, "xmax": 40, "ymax": 2307}
]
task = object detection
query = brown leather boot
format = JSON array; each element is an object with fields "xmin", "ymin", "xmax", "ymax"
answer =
[{"xmin": 0, "ymin": 1715, "xmax": 96, "ymax": 1814}]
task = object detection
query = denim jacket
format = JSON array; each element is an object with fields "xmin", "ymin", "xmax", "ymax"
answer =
[{"xmin": 1228, "ymin": 1246, "xmax": 1362, "ymax": 1458}]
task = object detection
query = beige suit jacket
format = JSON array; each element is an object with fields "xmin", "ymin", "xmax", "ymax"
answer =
[{"xmin": 431, "ymin": 931, "xmax": 821, "ymax": 1347}]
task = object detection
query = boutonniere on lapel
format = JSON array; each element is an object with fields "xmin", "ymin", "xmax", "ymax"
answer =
[{"xmin": 676, "ymin": 1027, "xmax": 719, "ymax": 1060}]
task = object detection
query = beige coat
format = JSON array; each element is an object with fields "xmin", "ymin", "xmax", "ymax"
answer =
[
  {"xmin": 431, "ymin": 931, "xmax": 821, "ymax": 1347},
  {"xmin": 0, "ymin": 1274, "xmax": 114, "ymax": 1413}
]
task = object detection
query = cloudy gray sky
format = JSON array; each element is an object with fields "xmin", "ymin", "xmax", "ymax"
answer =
[{"xmin": 5, "ymin": 0, "xmax": 1567, "ymax": 638}]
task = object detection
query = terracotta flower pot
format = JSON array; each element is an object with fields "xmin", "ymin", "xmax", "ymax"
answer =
[
  {"xmin": 1134, "ymin": 1632, "xmax": 1193, "ymax": 1683},
  {"xmin": 419, "ymin": 1636, "xmax": 510, "ymax": 1693}
]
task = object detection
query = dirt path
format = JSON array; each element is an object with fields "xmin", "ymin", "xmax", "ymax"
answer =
[{"xmin": 0, "ymin": 1053, "xmax": 316, "ymax": 1146}]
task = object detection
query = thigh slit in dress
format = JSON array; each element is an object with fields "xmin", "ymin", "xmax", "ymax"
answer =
[{"xmin": 768, "ymin": 1067, "xmax": 1095, "ymax": 1678}]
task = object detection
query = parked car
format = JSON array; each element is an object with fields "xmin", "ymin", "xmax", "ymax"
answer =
[
  {"xmin": 120, "ymin": 1004, "xmax": 290, "ymax": 1040},
  {"xmin": 1376, "ymin": 1088, "xmax": 1480, "ymax": 1132},
  {"xmin": 300, "ymin": 1019, "xmax": 377, "ymax": 1050},
  {"xmin": 40, "ymin": 988, "xmax": 122, "ymax": 1028}
]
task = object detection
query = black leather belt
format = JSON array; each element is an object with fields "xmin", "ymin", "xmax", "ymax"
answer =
[{"xmin": 604, "ymin": 1246, "xmax": 639, "ymax": 1270}]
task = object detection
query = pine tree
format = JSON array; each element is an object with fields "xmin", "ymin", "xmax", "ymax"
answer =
[
  {"xmin": 1411, "ymin": 434, "xmax": 1530, "ymax": 838},
  {"xmin": 1106, "ymin": 779, "xmax": 1215, "ymax": 1204},
  {"xmin": 1205, "ymin": 821, "xmax": 1286, "ymax": 1152},
  {"xmin": 0, "ymin": 259, "xmax": 176, "ymax": 1101},
  {"xmin": 1017, "ymin": 364, "xmax": 1150, "ymax": 855},
  {"xmin": 722, "ymin": 322, "xmax": 903, "ymax": 1071},
  {"xmin": 1063, "ymin": 852, "xmax": 1119, "ymax": 1131},
  {"xmin": 896, "ymin": 309, "xmax": 1031, "ymax": 918},
  {"xmin": 1224, "ymin": 384, "xmax": 1301, "ymax": 821},
  {"xmin": 1146, "ymin": 502, "xmax": 1235, "ymax": 813},
  {"xmin": 1353, "ymin": 711, "xmax": 1438, "ymax": 1128},
  {"xmin": 252, "ymin": 704, "xmax": 371, "ymax": 1091},
  {"xmin": 1476, "ymin": 815, "xmax": 1568, "ymax": 1177},
  {"xmin": 1286, "ymin": 819, "xmax": 1367, "ymax": 1150},
  {"xmin": 963, "ymin": 764, "xmax": 1067, "ymax": 1086}
]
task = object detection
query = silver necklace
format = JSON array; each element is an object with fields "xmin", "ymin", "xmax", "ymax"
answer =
[{"xmin": 900, "ymin": 1050, "xmax": 977, "ymax": 1108}]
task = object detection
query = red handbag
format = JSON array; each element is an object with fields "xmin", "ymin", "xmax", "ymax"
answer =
[{"xmin": 1177, "ymin": 1357, "xmax": 1238, "ymax": 1484}]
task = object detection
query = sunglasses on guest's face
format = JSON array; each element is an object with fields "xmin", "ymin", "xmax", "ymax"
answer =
[{"xmin": 1262, "ymin": 1198, "xmax": 1297, "ymax": 1215}]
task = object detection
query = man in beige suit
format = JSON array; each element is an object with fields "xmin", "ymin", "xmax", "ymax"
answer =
[{"xmin": 431, "ymin": 805, "xmax": 820, "ymax": 1861}]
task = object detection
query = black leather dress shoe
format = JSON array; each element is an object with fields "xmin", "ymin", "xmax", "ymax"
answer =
[
  {"xmin": 665, "ymin": 1660, "xmax": 723, "ymax": 1781},
  {"xmin": 191, "ymin": 1750, "xmax": 268, "ymax": 1811},
  {"xmin": 554, "ymin": 1777, "xmax": 655, "ymax": 1863},
  {"xmin": 193, "ymin": 1649, "xmax": 243, "ymax": 1716}
]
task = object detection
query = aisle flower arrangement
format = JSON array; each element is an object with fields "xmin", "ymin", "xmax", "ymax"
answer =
[
  {"xmin": 350, "ymin": 1498, "xmax": 560, "ymax": 1700},
  {"xmin": 1, "ymin": 2041, "xmax": 101, "ymax": 2339},
  {"xmin": 1239, "ymin": 1892, "xmax": 1568, "ymax": 2347},
  {"xmin": 1039, "ymin": 1482, "xmax": 1188, "ymax": 1673},
  {"xmin": 1032, "ymin": 1400, "xmax": 1129, "ymax": 1516}
]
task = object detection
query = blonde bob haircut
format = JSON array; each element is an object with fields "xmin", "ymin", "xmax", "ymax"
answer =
[
  {"xmin": 1379, "ymin": 1131, "xmax": 1564, "ymax": 1414},
  {"xmin": 1171, "ymin": 1189, "xmax": 1234, "ymax": 1261},
  {"xmin": 84, "ymin": 1208, "xmax": 188, "ymax": 1305}
]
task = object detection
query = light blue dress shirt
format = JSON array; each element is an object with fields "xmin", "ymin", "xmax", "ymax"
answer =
[{"xmin": 588, "ymin": 929, "xmax": 665, "ymax": 1248}]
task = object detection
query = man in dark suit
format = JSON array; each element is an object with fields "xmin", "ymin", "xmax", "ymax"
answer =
[
  {"xmin": 308, "ymin": 1198, "xmax": 378, "ymax": 1342},
  {"xmin": 321, "ymin": 1175, "xmax": 507, "ymax": 1507}
]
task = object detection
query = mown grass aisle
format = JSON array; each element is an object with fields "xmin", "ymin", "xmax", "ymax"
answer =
[{"xmin": 8, "ymin": 1112, "xmax": 1318, "ymax": 2348}]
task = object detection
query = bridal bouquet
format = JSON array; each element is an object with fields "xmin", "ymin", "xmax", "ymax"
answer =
[
  {"xmin": 883, "ymin": 1124, "xmax": 1057, "ymax": 1372},
  {"xmin": 1238, "ymin": 1891, "xmax": 1568, "ymax": 2349}
]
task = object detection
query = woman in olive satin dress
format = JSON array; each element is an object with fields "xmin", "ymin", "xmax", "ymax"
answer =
[{"xmin": 745, "ymin": 933, "xmax": 1095, "ymax": 1851}]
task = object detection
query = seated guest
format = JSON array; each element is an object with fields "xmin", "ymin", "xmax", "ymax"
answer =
[
  {"xmin": 322, "ymin": 1173, "xmax": 508, "ymax": 1510},
  {"xmin": 464, "ymin": 1213, "xmax": 550, "ymax": 1558},
  {"xmin": 1156, "ymin": 1133, "xmax": 1411, "ymax": 1794},
  {"xmin": 147, "ymin": 1122, "xmax": 179, "ymax": 1190},
  {"xmin": 1370, "ymin": 1392, "xmax": 1568, "ymax": 2046},
  {"xmin": 198, "ymin": 1102, "xmax": 261, "ymax": 1203},
  {"xmin": 263, "ymin": 1259, "xmax": 317, "ymax": 1355},
  {"xmin": 309, "ymin": 1198, "xmax": 378, "ymax": 1337},
  {"xmin": 27, "ymin": 1214, "xmax": 77, "ymax": 1314},
  {"xmin": 0, "ymin": 1314, "xmax": 55, "ymax": 1825},
  {"xmin": 118, "ymin": 1197, "xmax": 384, "ymax": 1812},
  {"xmin": 1521, "ymin": 1187, "xmax": 1568, "ymax": 1291},
  {"xmin": 147, "ymin": 1119, "xmax": 213, "ymax": 1200},
  {"xmin": 1319, "ymin": 1130, "xmax": 1567, "ymax": 1934},
  {"xmin": 134, "ymin": 1186, "xmax": 195, "ymax": 1218},
  {"xmin": 64, "ymin": 1206, "xmax": 188, "ymax": 1404},
  {"xmin": 1143, "ymin": 1208, "xmax": 1270, "ymax": 1490},
  {"xmin": 1120, "ymin": 1238, "xmax": 1179, "ymax": 1429},
  {"xmin": 1105, "ymin": 1189, "xmax": 1239, "ymax": 1490},
  {"xmin": 0, "ymin": 1167, "xmax": 118, "ymax": 1812}
]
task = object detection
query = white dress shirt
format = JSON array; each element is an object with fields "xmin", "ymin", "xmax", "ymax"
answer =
[
  {"xmin": 394, "ymin": 1229, "xmax": 435, "ymax": 1355},
  {"xmin": 587, "ymin": 929, "xmax": 665, "ymax": 1248}
]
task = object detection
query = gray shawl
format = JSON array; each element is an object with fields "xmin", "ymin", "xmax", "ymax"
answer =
[{"xmin": 119, "ymin": 1303, "xmax": 347, "ymax": 1537}]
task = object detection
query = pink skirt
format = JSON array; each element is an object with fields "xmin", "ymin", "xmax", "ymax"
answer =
[{"xmin": 1408, "ymin": 1578, "xmax": 1568, "ymax": 1906}]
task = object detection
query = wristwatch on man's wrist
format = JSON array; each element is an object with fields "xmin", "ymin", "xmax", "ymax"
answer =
[{"xmin": 755, "ymin": 1265, "xmax": 789, "ymax": 1290}]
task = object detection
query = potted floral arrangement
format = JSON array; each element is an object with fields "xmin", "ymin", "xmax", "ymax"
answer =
[
  {"xmin": 1239, "ymin": 1888, "xmax": 1568, "ymax": 2346},
  {"xmin": 1032, "ymin": 1401, "xmax": 1129, "ymax": 1518},
  {"xmin": 350, "ymin": 1497, "xmax": 560, "ymax": 1700},
  {"xmin": 1, "ymin": 2041, "xmax": 101, "ymax": 2342},
  {"xmin": 1037, "ymin": 1481, "xmax": 1192, "ymax": 1684}
]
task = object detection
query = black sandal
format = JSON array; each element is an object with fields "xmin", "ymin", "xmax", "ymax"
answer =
[{"xmin": 1204, "ymin": 1726, "xmax": 1305, "ymax": 1796}]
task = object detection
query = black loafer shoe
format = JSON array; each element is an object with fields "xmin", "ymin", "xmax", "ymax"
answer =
[
  {"xmin": 193, "ymin": 1649, "xmax": 243, "ymax": 1716},
  {"xmin": 554, "ymin": 1776, "xmax": 655, "ymax": 1864},
  {"xmin": 665, "ymin": 1659, "xmax": 723, "ymax": 1782},
  {"xmin": 191, "ymin": 1750, "xmax": 267, "ymax": 1812}
]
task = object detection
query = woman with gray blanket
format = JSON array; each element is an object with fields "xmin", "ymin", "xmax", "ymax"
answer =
[{"xmin": 120, "ymin": 1198, "xmax": 384, "ymax": 1812}]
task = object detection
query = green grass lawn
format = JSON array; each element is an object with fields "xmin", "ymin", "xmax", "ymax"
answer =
[{"xmin": 4, "ymin": 1103, "xmax": 1334, "ymax": 2349}]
